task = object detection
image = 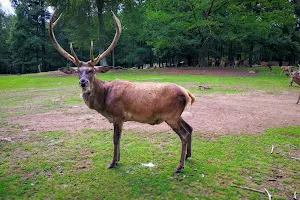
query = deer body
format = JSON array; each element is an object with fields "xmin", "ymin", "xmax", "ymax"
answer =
[
  {"xmin": 83, "ymin": 79, "xmax": 194, "ymax": 125},
  {"xmin": 280, "ymin": 66, "xmax": 293, "ymax": 76},
  {"xmin": 260, "ymin": 62, "xmax": 272, "ymax": 71},
  {"xmin": 50, "ymin": 10, "xmax": 195, "ymax": 173}
]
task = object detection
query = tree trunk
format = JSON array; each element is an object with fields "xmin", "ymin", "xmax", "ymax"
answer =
[
  {"xmin": 150, "ymin": 49, "xmax": 153, "ymax": 67},
  {"xmin": 197, "ymin": 46, "xmax": 206, "ymax": 67},
  {"xmin": 96, "ymin": 0, "xmax": 108, "ymax": 66},
  {"xmin": 249, "ymin": 44, "xmax": 254, "ymax": 66},
  {"xmin": 41, "ymin": 0, "xmax": 46, "ymax": 72},
  {"xmin": 112, "ymin": 50, "xmax": 115, "ymax": 67}
]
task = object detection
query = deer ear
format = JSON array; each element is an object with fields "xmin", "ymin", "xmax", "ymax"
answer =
[
  {"xmin": 59, "ymin": 67, "xmax": 77, "ymax": 74},
  {"xmin": 94, "ymin": 66, "xmax": 113, "ymax": 73}
]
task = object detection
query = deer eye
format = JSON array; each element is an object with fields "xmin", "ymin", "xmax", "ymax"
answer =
[{"xmin": 87, "ymin": 70, "xmax": 94, "ymax": 74}]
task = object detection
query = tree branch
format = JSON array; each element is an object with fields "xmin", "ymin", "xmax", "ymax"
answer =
[
  {"xmin": 206, "ymin": 0, "xmax": 215, "ymax": 18},
  {"xmin": 231, "ymin": 184, "xmax": 265, "ymax": 194}
]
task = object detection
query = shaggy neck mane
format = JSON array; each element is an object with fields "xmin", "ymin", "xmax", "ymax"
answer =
[{"xmin": 82, "ymin": 77, "xmax": 107, "ymax": 111}]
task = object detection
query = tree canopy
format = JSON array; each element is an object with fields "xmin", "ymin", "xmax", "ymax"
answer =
[{"xmin": 1, "ymin": 0, "xmax": 300, "ymax": 73}]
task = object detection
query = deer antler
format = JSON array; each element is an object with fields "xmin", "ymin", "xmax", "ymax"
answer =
[
  {"xmin": 49, "ymin": 10, "xmax": 81, "ymax": 66},
  {"xmin": 90, "ymin": 41, "xmax": 95, "ymax": 64},
  {"xmin": 90, "ymin": 11, "xmax": 122, "ymax": 66}
]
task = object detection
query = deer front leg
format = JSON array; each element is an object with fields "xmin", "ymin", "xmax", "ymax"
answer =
[
  {"xmin": 107, "ymin": 122, "xmax": 123, "ymax": 169},
  {"xmin": 297, "ymin": 92, "xmax": 300, "ymax": 104}
]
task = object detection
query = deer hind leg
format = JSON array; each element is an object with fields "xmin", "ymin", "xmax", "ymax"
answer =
[
  {"xmin": 180, "ymin": 118, "xmax": 193, "ymax": 159},
  {"xmin": 107, "ymin": 122, "xmax": 123, "ymax": 169},
  {"xmin": 166, "ymin": 119, "xmax": 190, "ymax": 173},
  {"xmin": 297, "ymin": 92, "xmax": 300, "ymax": 104}
]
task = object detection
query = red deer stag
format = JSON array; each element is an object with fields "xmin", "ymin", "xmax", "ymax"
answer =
[{"xmin": 49, "ymin": 11, "xmax": 195, "ymax": 173}]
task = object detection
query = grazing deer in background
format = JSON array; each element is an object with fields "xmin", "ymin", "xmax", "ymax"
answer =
[
  {"xmin": 280, "ymin": 66, "xmax": 293, "ymax": 76},
  {"xmin": 260, "ymin": 61, "xmax": 272, "ymax": 71},
  {"xmin": 49, "ymin": 11, "xmax": 195, "ymax": 173},
  {"xmin": 243, "ymin": 60, "xmax": 250, "ymax": 67},
  {"xmin": 233, "ymin": 60, "xmax": 241, "ymax": 67},
  {"xmin": 220, "ymin": 60, "xmax": 229, "ymax": 68}
]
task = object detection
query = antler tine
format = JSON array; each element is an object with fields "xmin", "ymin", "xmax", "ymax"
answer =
[
  {"xmin": 49, "ymin": 10, "xmax": 80, "ymax": 66},
  {"xmin": 70, "ymin": 43, "xmax": 81, "ymax": 66},
  {"xmin": 53, "ymin": 13, "xmax": 62, "ymax": 28},
  {"xmin": 91, "ymin": 11, "xmax": 122, "ymax": 66},
  {"xmin": 90, "ymin": 41, "xmax": 95, "ymax": 63}
]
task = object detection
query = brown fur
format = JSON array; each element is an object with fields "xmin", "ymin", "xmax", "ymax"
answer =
[
  {"xmin": 280, "ymin": 66, "xmax": 293, "ymax": 76},
  {"xmin": 220, "ymin": 60, "xmax": 229, "ymax": 68},
  {"xmin": 260, "ymin": 62, "xmax": 272, "ymax": 71},
  {"xmin": 289, "ymin": 71, "xmax": 300, "ymax": 104},
  {"xmin": 87, "ymin": 80, "xmax": 195, "ymax": 125},
  {"xmin": 243, "ymin": 60, "xmax": 249, "ymax": 67}
]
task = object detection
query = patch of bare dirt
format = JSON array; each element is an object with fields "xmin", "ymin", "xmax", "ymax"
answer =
[{"xmin": 6, "ymin": 91, "xmax": 300, "ymax": 136}]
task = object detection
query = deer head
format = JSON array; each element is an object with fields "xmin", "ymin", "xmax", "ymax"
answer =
[{"xmin": 49, "ymin": 10, "xmax": 121, "ymax": 92}]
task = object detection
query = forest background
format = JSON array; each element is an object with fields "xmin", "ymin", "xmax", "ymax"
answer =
[{"xmin": 0, "ymin": 0, "xmax": 300, "ymax": 74}]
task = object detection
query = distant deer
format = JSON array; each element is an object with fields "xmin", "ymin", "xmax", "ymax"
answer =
[
  {"xmin": 233, "ymin": 60, "xmax": 241, "ymax": 67},
  {"xmin": 243, "ymin": 60, "xmax": 250, "ymax": 67},
  {"xmin": 220, "ymin": 60, "xmax": 229, "ymax": 68},
  {"xmin": 280, "ymin": 66, "xmax": 293, "ymax": 76},
  {"xmin": 49, "ymin": 11, "xmax": 195, "ymax": 173},
  {"xmin": 260, "ymin": 62, "xmax": 272, "ymax": 71}
]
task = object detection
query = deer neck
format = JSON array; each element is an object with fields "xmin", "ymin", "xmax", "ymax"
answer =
[{"xmin": 82, "ymin": 77, "xmax": 106, "ymax": 111}]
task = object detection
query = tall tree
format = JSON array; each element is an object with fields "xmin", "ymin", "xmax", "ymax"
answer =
[
  {"xmin": 0, "ymin": 8, "xmax": 12, "ymax": 73},
  {"xmin": 10, "ymin": 0, "xmax": 49, "ymax": 73}
]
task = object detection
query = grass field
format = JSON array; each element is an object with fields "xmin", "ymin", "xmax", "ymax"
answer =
[{"xmin": 0, "ymin": 67, "xmax": 299, "ymax": 199}]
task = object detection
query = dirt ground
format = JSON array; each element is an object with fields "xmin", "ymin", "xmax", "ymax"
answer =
[
  {"xmin": 5, "ymin": 68, "xmax": 300, "ymax": 136},
  {"xmin": 7, "ymin": 91, "xmax": 300, "ymax": 136}
]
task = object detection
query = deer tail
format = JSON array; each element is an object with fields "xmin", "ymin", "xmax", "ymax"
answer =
[
  {"xmin": 179, "ymin": 86, "xmax": 195, "ymax": 105},
  {"xmin": 187, "ymin": 90, "xmax": 195, "ymax": 105}
]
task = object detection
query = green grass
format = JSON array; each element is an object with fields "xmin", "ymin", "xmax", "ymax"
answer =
[
  {"xmin": 0, "ymin": 127, "xmax": 299, "ymax": 199},
  {"xmin": 0, "ymin": 67, "xmax": 299, "ymax": 199},
  {"xmin": 0, "ymin": 67, "xmax": 297, "ymax": 92}
]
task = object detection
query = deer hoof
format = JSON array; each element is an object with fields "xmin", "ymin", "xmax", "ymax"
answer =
[
  {"xmin": 173, "ymin": 165, "xmax": 184, "ymax": 173},
  {"xmin": 185, "ymin": 154, "xmax": 191, "ymax": 160},
  {"xmin": 107, "ymin": 162, "xmax": 117, "ymax": 169}
]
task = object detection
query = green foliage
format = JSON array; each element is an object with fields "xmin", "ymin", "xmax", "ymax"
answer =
[
  {"xmin": 9, "ymin": 0, "xmax": 50, "ymax": 73},
  {"xmin": 0, "ymin": 9, "xmax": 12, "ymax": 73},
  {"xmin": 1, "ymin": 0, "xmax": 300, "ymax": 73}
]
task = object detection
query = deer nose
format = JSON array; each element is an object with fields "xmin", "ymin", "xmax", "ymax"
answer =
[{"xmin": 79, "ymin": 79, "xmax": 89, "ymax": 87}]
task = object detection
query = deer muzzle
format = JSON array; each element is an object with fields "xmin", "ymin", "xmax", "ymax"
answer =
[{"xmin": 79, "ymin": 79, "xmax": 89, "ymax": 88}]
